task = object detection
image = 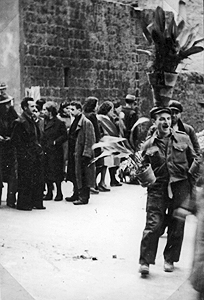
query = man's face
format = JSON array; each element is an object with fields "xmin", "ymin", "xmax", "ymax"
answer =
[
  {"xmin": 69, "ymin": 105, "xmax": 81, "ymax": 117},
  {"xmin": 171, "ymin": 109, "xmax": 181, "ymax": 126},
  {"xmin": 25, "ymin": 101, "xmax": 37, "ymax": 116},
  {"xmin": 42, "ymin": 104, "xmax": 49, "ymax": 119},
  {"xmin": 154, "ymin": 112, "xmax": 172, "ymax": 137}
]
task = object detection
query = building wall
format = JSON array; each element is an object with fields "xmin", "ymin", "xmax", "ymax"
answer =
[
  {"xmin": 20, "ymin": 0, "xmax": 143, "ymax": 106},
  {"xmin": 0, "ymin": 0, "xmax": 21, "ymax": 108}
]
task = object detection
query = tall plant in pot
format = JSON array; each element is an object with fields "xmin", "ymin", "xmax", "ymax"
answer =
[{"xmin": 139, "ymin": 5, "xmax": 204, "ymax": 107}]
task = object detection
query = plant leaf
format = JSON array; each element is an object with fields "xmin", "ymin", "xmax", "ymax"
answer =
[
  {"xmin": 168, "ymin": 16, "xmax": 177, "ymax": 42},
  {"xmin": 154, "ymin": 6, "xmax": 165, "ymax": 33},
  {"xmin": 181, "ymin": 24, "xmax": 200, "ymax": 51},
  {"xmin": 176, "ymin": 20, "xmax": 185, "ymax": 38},
  {"xmin": 176, "ymin": 28, "xmax": 191, "ymax": 48},
  {"xmin": 192, "ymin": 38, "xmax": 204, "ymax": 47},
  {"xmin": 179, "ymin": 46, "xmax": 204, "ymax": 59}
]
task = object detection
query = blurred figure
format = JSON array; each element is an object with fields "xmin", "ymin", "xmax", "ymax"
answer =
[
  {"xmin": 169, "ymin": 100, "xmax": 200, "ymax": 155},
  {"xmin": 191, "ymin": 187, "xmax": 204, "ymax": 300},
  {"xmin": 11, "ymin": 97, "xmax": 45, "ymax": 210},
  {"xmin": 83, "ymin": 96, "xmax": 101, "ymax": 194},
  {"xmin": 65, "ymin": 101, "xmax": 96, "ymax": 205},
  {"xmin": 41, "ymin": 101, "xmax": 67, "ymax": 201},
  {"xmin": 35, "ymin": 98, "xmax": 46, "ymax": 120},
  {"xmin": 0, "ymin": 93, "xmax": 18, "ymax": 208},
  {"xmin": 58, "ymin": 101, "xmax": 73, "ymax": 177},
  {"xmin": 97, "ymin": 101, "xmax": 121, "ymax": 189},
  {"xmin": 120, "ymin": 94, "xmax": 138, "ymax": 150}
]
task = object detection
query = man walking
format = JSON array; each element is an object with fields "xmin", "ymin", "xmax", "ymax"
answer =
[
  {"xmin": 65, "ymin": 101, "xmax": 96, "ymax": 205},
  {"xmin": 139, "ymin": 107, "xmax": 200, "ymax": 276},
  {"xmin": 11, "ymin": 97, "xmax": 45, "ymax": 210}
]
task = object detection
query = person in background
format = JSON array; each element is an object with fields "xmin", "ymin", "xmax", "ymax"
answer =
[
  {"xmin": 58, "ymin": 101, "xmax": 73, "ymax": 178},
  {"xmin": 65, "ymin": 101, "xmax": 96, "ymax": 205},
  {"xmin": 97, "ymin": 101, "xmax": 122, "ymax": 189},
  {"xmin": 120, "ymin": 94, "xmax": 138, "ymax": 150},
  {"xmin": 11, "ymin": 97, "xmax": 45, "ymax": 210},
  {"xmin": 41, "ymin": 101, "xmax": 67, "ymax": 201},
  {"xmin": 139, "ymin": 107, "xmax": 200, "ymax": 276},
  {"xmin": 35, "ymin": 98, "xmax": 46, "ymax": 120},
  {"xmin": 83, "ymin": 96, "xmax": 101, "ymax": 194},
  {"xmin": 0, "ymin": 93, "xmax": 18, "ymax": 208},
  {"xmin": 169, "ymin": 100, "xmax": 201, "ymax": 155}
]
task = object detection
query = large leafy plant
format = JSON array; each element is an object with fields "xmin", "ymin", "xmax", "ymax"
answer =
[{"xmin": 140, "ymin": 6, "xmax": 204, "ymax": 74}]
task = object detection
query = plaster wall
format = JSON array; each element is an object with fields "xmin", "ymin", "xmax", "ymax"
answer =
[{"xmin": 0, "ymin": 0, "xmax": 21, "ymax": 109}]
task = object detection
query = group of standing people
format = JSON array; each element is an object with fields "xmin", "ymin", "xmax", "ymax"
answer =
[{"xmin": 0, "ymin": 91, "xmax": 139, "ymax": 209}]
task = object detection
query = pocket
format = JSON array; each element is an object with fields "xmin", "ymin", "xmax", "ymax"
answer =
[{"xmin": 173, "ymin": 142, "xmax": 187, "ymax": 163}]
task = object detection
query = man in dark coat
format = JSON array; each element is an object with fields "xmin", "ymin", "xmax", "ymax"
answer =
[
  {"xmin": 11, "ymin": 97, "xmax": 45, "ymax": 210},
  {"xmin": 139, "ymin": 107, "xmax": 200, "ymax": 276},
  {"xmin": 120, "ymin": 94, "xmax": 138, "ymax": 150},
  {"xmin": 0, "ymin": 93, "xmax": 18, "ymax": 207},
  {"xmin": 40, "ymin": 101, "xmax": 67, "ymax": 201},
  {"xmin": 65, "ymin": 101, "xmax": 96, "ymax": 205}
]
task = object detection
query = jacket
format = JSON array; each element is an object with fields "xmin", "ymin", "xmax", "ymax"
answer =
[
  {"xmin": 142, "ymin": 129, "xmax": 200, "ymax": 185},
  {"xmin": 69, "ymin": 114, "xmax": 96, "ymax": 189}
]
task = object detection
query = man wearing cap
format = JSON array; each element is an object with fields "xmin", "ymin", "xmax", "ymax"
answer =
[
  {"xmin": 0, "ymin": 92, "xmax": 18, "ymax": 208},
  {"xmin": 169, "ymin": 100, "xmax": 200, "ymax": 155},
  {"xmin": 11, "ymin": 97, "xmax": 45, "ymax": 210},
  {"xmin": 139, "ymin": 106, "xmax": 200, "ymax": 276},
  {"xmin": 120, "ymin": 94, "xmax": 138, "ymax": 149}
]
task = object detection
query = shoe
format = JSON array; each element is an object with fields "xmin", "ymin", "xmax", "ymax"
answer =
[
  {"xmin": 65, "ymin": 195, "xmax": 78, "ymax": 202},
  {"xmin": 110, "ymin": 181, "xmax": 122, "ymax": 187},
  {"xmin": 54, "ymin": 194, "xmax": 63, "ymax": 201},
  {"xmin": 73, "ymin": 200, "xmax": 88, "ymax": 205},
  {"xmin": 139, "ymin": 264, "xmax": 149, "ymax": 275},
  {"xmin": 43, "ymin": 193, "xmax": 53, "ymax": 200},
  {"xmin": 33, "ymin": 206, "xmax": 46, "ymax": 210},
  {"xmin": 98, "ymin": 184, "xmax": 111, "ymax": 192},
  {"xmin": 7, "ymin": 203, "xmax": 16, "ymax": 209},
  {"xmin": 164, "ymin": 261, "xmax": 174, "ymax": 272},
  {"xmin": 90, "ymin": 187, "xmax": 99, "ymax": 194},
  {"xmin": 17, "ymin": 207, "xmax": 32, "ymax": 211}
]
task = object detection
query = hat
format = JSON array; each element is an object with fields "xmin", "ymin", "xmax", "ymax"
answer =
[
  {"xmin": 169, "ymin": 100, "xmax": 183, "ymax": 112},
  {"xmin": 0, "ymin": 83, "xmax": 7, "ymax": 90},
  {"xmin": 0, "ymin": 93, "xmax": 13, "ymax": 104},
  {"xmin": 150, "ymin": 106, "xmax": 172, "ymax": 119},
  {"xmin": 125, "ymin": 94, "xmax": 136, "ymax": 102}
]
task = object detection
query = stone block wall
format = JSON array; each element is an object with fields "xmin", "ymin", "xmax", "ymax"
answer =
[{"xmin": 20, "ymin": 0, "xmax": 145, "ymax": 105}]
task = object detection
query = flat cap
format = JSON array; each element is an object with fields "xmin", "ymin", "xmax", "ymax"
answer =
[
  {"xmin": 150, "ymin": 106, "xmax": 172, "ymax": 118},
  {"xmin": 125, "ymin": 94, "xmax": 136, "ymax": 102},
  {"xmin": 169, "ymin": 100, "xmax": 183, "ymax": 112}
]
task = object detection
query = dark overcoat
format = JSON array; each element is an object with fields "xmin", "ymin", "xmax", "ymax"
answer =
[
  {"xmin": 67, "ymin": 114, "xmax": 96, "ymax": 190},
  {"xmin": 11, "ymin": 112, "xmax": 44, "ymax": 209},
  {"xmin": 40, "ymin": 117, "xmax": 67, "ymax": 182}
]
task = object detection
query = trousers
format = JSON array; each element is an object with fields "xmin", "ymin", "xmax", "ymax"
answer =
[{"xmin": 139, "ymin": 179, "xmax": 191, "ymax": 265}]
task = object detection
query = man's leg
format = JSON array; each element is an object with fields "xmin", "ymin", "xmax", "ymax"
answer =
[{"xmin": 163, "ymin": 180, "xmax": 190, "ymax": 264}]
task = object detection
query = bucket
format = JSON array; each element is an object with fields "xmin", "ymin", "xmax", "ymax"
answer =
[{"xmin": 136, "ymin": 164, "xmax": 156, "ymax": 187}]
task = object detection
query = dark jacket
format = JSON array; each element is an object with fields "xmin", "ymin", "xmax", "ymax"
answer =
[
  {"xmin": 142, "ymin": 129, "xmax": 200, "ymax": 185},
  {"xmin": 11, "ymin": 111, "xmax": 43, "ymax": 162},
  {"xmin": 40, "ymin": 117, "xmax": 67, "ymax": 182},
  {"xmin": 0, "ymin": 106, "xmax": 18, "ymax": 183},
  {"xmin": 177, "ymin": 119, "xmax": 201, "ymax": 155}
]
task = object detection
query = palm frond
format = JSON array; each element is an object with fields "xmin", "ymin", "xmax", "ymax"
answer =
[
  {"xmin": 179, "ymin": 46, "xmax": 204, "ymax": 59},
  {"xmin": 154, "ymin": 6, "xmax": 165, "ymax": 33}
]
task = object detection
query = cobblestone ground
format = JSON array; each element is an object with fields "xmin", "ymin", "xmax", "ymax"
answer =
[{"xmin": 0, "ymin": 181, "xmax": 199, "ymax": 300}]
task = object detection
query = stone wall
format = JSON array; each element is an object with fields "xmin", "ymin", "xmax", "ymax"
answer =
[
  {"xmin": 0, "ymin": 0, "xmax": 20, "ymax": 106},
  {"xmin": 20, "ymin": 0, "xmax": 144, "ymax": 105}
]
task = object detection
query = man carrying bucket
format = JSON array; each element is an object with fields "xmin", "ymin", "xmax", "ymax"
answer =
[{"xmin": 138, "ymin": 106, "xmax": 201, "ymax": 276}]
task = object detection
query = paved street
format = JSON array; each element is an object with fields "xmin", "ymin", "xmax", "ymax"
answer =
[{"xmin": 0, "ymin": 180, "xmax": 199, "ymax": 300}]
